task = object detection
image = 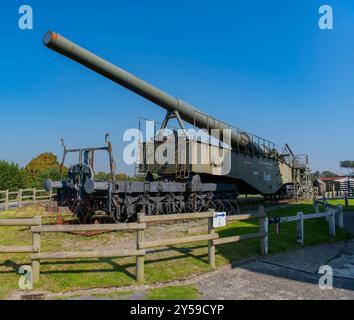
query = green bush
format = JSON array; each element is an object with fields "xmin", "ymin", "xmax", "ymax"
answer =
[
  {"xmin": 29, "ymin": 166, "xmax": 66, "ymax": 189},
  {"xmin": 0, "ymin": 160, "xmax": 30, "ymax": 191},
  {"xmin": 0, "ymin": 152, "xmax": 140, "ymax": 191},
  {"xmin": 95, "ymin": 172, "xmax": 111, "ymax": 181}
]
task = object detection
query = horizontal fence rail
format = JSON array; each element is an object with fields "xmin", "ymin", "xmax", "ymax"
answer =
[
  {"xmin": 213, "ymin": 232, "xmax": 267, "ymax": 246},
  {"xmin": 138, "ymin": 212, "xmax": 213, "ymax": 223},
  {"xmin": 139, "ymin": 234, "xmax": 219, "ymax": 250},
  {"xmin": 0, "ymin": 246, "xmax": 37, "ymax": 254},
  {"xmin": 0, "ymin": 188, "xmax": 56, "ymax": 211},
  {"xmin": 32, "ymin": 249, "xmax": 146, "ymax": 260},
  {"xmin": 31, "ymin": 223, "xmax": 146, "ymax": 233},
  {"xmin": 0, "ymin": 217, "xmax": 42, "ymax": 226}
]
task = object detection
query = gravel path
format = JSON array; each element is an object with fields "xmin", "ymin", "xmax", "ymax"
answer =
[{"xmin": 197, "ymin": 243, "xmax": 354, "ymax": 300}]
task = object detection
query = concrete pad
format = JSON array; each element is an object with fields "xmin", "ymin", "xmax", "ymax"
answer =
[
  {"xmin": 198, "ymin": 239, "xmax": 354, "ymax": 299},
  {"xmin": 344, "ymin": 213, "xmax": 354, "ymax": 236},
  {"xmin": 197, "ymin": 260, "xmax": 354, "ymax": 300},
  {"xmin": 331, "ymin": 254, "xmax": 354, "ymax": 279},
  {"xmin": 327, "ymin": 241, "xmax": 354, "ymax": 279},
  {"xmin": 261, "ymin": 242, "xmax": 347, "ymax": 273}
]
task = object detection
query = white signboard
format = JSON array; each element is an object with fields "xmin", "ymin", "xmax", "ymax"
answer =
[{"xmin": 213, "ymin": 212, "xmax": 226, "ymax": 228}]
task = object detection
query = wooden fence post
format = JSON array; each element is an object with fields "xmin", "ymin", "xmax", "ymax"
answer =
[
  {"xmin": 296, "ymin": 212, "xmax": 304, "ymax": 245},
  {"xmin": 337, "ymin": 205, "xmax": 344, "ymax": 229},
  {"xmin": 49, "ymin": 188, "xmax": 53, "ymax": 201},
  {"xmin": 18, "ymin": 189, "xmax": 23, "ymax": 208},
  {"xmin": 208, "ymin": 210, "xmax": 216, "ymax": 270},
  {"xmin": 345, "ymin": 194, "xmax": 349, "ymax": 211},
  {"xmin": 32, "ymin": 217, "xmax": 42, "ymax": 284},
  {"xmin": 314, "ymin": 199, "xmax": 319, "ymax": 214},
  {"xmin": 323, "ymin": 196, "xmax": 327, "ymax": 209},
  {"xmin": 136, "ymin": 213, "xmax": 145, "ymax": 284},
  {"xmin": 5, "ymin": 190, "xmax": 9, "ymax": 211},
  {"xmin": 33, "ymin": 188, "xmax": 37, "ymax": 204},
  {"xmin": 329, "ymin": 208, "xmax": 336, "ymax": 237},
  {"xmin": 259, "ymin": 206, "xmax": 268, "ymax": 256}
]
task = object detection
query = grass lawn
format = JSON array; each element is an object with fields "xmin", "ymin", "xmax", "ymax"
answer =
[
  {"xmin": 326, "ymin": 198, "xmax": 354, "ymax": 212},
  {"xmin": 0, "ymin": 200, "xmax": 353, "ymax": 300},
  {"xmin": 145, "ymin": 285, "xmax": 200, "ymax": 300},
  {"xmin": 52, "ymin": 285, "xmax": 200, "ymax": 300}
]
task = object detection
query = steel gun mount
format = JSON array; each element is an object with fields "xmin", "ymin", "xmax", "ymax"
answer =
[{"xmin": 44, "ymin": 31, "xmax": 313, "ymax": 223}]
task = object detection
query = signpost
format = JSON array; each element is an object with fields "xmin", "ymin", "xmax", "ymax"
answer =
[{"xmin": 213, "ymin": 212, "xmax": 226, "ymax": 228}]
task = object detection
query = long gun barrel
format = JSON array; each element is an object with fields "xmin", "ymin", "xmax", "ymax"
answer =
[{"xmin": 43, "ymin": 31, "xmax": 264, "ymax": 155}]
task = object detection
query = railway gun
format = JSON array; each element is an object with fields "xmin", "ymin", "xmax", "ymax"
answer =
[{"xmin": 43, "ymin": 31, "xmax": 314, "ymax": 223}]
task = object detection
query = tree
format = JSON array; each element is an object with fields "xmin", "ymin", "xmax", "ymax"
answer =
[
  {"xmin": 340, "ymin": 161, "xmax": 354, "ymax": 174},
  {"xmin": 25, "ymin": 153, "xmax": 65, "ymax": 189},
  {"xmin": 115, "ymin": 173, "xmax": 128, "ymax": 181},
  {"xmin": 321, "ymin": 171, "xmax": 338, "ymax": 178},
  {"xmin": 30, "ymin": 166, "xmax": 66, "ymax": 189},
  {"xmin": 95, "ymin": 172, "xmax": 111, "ymax": 181},
  {"xmin": 25, "ymin": 153, "xmax": 59, "ymax": 176},
  {"xmin": 0, "ymin": 160, "xmax": 29, "ymax": 191},
  {"xmin": 312, "ymin": 171, "xmax": 321, "ymax": 179}
]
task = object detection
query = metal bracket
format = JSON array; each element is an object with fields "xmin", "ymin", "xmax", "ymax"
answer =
[
  {"xmin": 160, "ymin": 110, "xmax": 186, "ymax": 130},
  {"xmin": 268, "ymin": 217, "xmax": 281, "ymax": 236},
  {"xmin": 60, "ymin": 138, "xmax": 66, "ymax": 152},
  {"xmin": 105, "ymin": 133, "xmax": 110, "ymax": 144}
]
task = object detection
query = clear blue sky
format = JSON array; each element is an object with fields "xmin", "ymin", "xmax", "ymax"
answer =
[{"xmin": 0, "ymin": 0, "xmax": 353, "ymax": 174}]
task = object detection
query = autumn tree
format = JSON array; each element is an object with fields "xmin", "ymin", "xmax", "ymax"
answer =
[
  {"xmin": 25, "ymin": 153, "xmax": 65, "ymax": 188},
  {"xmin": 115, "ymin": 173, "xmax": 128, "ymax": 181},
  {"xmin": 25, "ymin": 153, "xmax": 59, "ymax": 176}
]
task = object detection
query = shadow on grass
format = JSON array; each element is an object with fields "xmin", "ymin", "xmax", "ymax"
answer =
[
  {"xmin": 0, "ymin": 260, "xmax": 21, "ymax": 274},
  {"xmin": 24, "ymin": 250, "xmax": 209, "ymax": 280}
]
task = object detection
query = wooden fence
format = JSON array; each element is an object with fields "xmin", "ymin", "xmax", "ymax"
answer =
[
  {"xmin": 0, "ymin": 202, "xmax": 346, "ymax": 288},
  {"xmin": 30, "ymin": 222, "xmax": 146, "ymax": 284},
  {"xmin": 0, "ymin": 188, "xmax": 54, "ymax": 211},
  {"xmin": 316, "ymin": 195, "xmax": 352, "ymax": 211},
  {"xmin": 0, "ymin": 207, "xmax": 268, "ymax": 287},
  {"xmin": 269, "ymin": 202, "xmax": 344, "ymax": 245},
  {"xmin": 0, "ymin": 216, "xmax": 42, "ymax": 256}
]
